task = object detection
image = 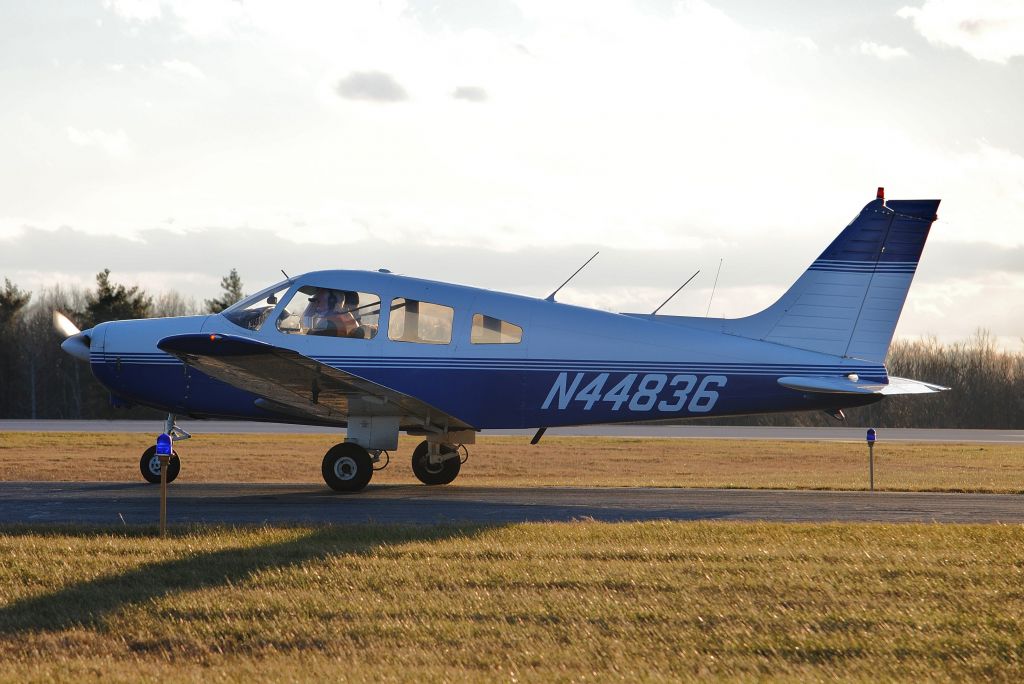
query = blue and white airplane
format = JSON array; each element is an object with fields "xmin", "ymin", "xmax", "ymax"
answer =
[{"xmin": 55, "ymin": 188, "xmax": 946, "ymax": 491}]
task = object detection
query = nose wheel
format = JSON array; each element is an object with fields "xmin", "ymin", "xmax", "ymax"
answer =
[{"xmin": 140, "ymin": 446, "xmax": 180, "ymax": 484}]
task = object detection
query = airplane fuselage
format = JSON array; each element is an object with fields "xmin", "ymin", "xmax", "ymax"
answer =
[{"xmin": 88, "ymin": 269, "xmax": 884, "ymax": 430}]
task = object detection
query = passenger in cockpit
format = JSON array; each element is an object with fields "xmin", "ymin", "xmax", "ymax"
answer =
[
  {"xmin": 302, "ymin": 288, "xmax": 357, "ymax": 337},
  {"xmin": 343, "ymin": 290, "xmax": 378, "ymax": 339}
]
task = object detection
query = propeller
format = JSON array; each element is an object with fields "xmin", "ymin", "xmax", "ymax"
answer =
[
  {"xmin": 53, "ymin": 311, "xmax": 81, "ymax": 338},
  {"xmin": 53, "ymin": 311, "xmax": 92, "ymax": 361}
]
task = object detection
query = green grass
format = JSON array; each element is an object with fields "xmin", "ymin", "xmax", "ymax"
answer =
[{"xmin": 1, "ymin": 523, "xmax": 1023, "ymax": 681}]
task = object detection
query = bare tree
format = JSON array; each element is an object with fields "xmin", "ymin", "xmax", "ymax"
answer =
[{"xmin": 153, "ymin": 291, "xmax": 199, "ymax": 318}]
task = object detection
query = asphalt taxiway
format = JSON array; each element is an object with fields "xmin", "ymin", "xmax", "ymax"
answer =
[{"xmin": 1, "ymin": 482, "xmax": 1021, "ymax": 525}]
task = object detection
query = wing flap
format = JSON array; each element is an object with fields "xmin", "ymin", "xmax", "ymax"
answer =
[
  {"xmin": 158, "ymin": 334, "xmax": 471, "ymax": 429},
  {"xmin": 778, "ymin": 375, "xmax": 948, "ymax": 395}
]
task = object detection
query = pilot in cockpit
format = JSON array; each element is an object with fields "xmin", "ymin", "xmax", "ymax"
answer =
[{"xmin": 302, "ymin": 288, "xmax": 357, "ymax": 337}]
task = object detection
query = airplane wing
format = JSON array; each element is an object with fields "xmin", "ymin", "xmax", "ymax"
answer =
[
  {"xmin": 157, "ymin": 334, "xmax": 472, "ymax": 430},
  {"xmin": 777, "ymin": 375, "xmax": 948, "ymax": 395}
]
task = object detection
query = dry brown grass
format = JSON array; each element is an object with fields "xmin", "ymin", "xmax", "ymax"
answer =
[
  {"xmin": 1, "ymin": 522, "xmax": 1023, "ymax": 682},
  {"xmin": 0, "ymin": 432, "xmax": 1022, "ymax": 492}
]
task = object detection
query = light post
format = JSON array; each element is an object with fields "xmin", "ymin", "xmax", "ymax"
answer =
[
  {"xmin": 866, "ymin": 428, "xmax": 876, "ymax": 492},
  {"xmin": 156, "ymin": 433, "xmax": 172, "ymax": 537}
]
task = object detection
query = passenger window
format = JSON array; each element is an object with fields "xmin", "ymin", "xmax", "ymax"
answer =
[
  {"xmin": 276, "ymin": 286, "xmax": 381, "ymax": 339},
  {"xmin": 471, "ymin": 314, "xmax": 523, "ymax": 344},
  {"xmin": 389, "ymin": 298, "xmax": 453, "ymax": 344}
]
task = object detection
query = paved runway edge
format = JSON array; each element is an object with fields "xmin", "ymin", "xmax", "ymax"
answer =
[{"xmin": 1, "ymin": 482, "xmax": 1021, "ymax": 525}]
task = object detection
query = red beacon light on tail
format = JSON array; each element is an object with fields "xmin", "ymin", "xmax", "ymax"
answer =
[{"xmin": 876, "ymin": 187, "xmax": 885, "ymax": 200}]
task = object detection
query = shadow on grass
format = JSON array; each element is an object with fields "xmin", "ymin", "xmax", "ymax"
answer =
[{"xmin": 0, "ymin": 524, "xmax": 489, "ymax": 635}]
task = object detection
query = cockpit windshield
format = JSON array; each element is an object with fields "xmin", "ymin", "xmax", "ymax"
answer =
[{"xmin": 222, "ymin": 280, "xmax": 291, "ymax": 331}]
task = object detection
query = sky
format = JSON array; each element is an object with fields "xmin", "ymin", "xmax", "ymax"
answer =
[{"xmin": 1, "ymin": 0, "xmax": 1022, "ymax": 347}]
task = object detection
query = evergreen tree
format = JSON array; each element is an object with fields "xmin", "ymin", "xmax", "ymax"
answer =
[
  {"xmin": 0, "ymin": 278, "xmax": 31, "ymax": 326},
  {"xmin": 206, "ymin": 268, "xmax": 244, "ymax": 313},
  {"xmin": 0, "ymin": 279, "xmax": 32, "ymax": 416},
  {"xmin": 84, "ymin": 269, "xmax": 152, "ymax": 326}
]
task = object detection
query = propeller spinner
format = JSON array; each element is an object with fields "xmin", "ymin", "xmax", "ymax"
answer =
[{"xmin": 53, "ymin": 311, "xmax": 92, "ymax": 361}]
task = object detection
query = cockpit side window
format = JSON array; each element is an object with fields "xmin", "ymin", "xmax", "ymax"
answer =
[
  {"xmin": 276, "ymin": 286, "xmax": 381, "ymax": 339},
  {"xmin": 388, "ymin": 298, "xmax": 453, "ymax": 344},
  {"xmin": 471, "ymin": 314, "xmax": 523, "ymax": 344},
  {"xmin": 222, "ymin": 282, "xmax": 290, "ymax": 331}
]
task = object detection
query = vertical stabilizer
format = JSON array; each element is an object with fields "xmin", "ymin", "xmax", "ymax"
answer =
[{"xmin": 726, "ymin": 192, "xmax": 940, "ymax": 362}]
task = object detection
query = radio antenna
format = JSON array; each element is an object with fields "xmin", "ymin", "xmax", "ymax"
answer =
[
  {"xmin": 705, "ymin": 258, "xmax": 723, "ymax": 317},
  {"xmin": 545, "ymin": 251, "xmax": 599, "ymax": 302},
  {"xmin": 281, "ymin": 269, "xmax": 291, "ymax": 280},
  {"xmin": 651, "ymin": 270, "xmax": 700, "ymax": 315}
]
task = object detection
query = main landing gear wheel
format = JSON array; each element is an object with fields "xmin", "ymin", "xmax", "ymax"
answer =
[
  {"xmin": 411, "ymin": 441, "xmax": 461, "ymax": 486},
  {"xmin": 322, "ymin": 443, "xmax": 374, "ymax": 492},
  {"xmin": 140, "ymin": 446, "xmax": 180, "ymax": 484}
]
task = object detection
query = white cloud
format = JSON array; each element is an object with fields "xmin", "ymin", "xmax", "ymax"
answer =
[
  {"xmin": 105, "ymin": 0, "xmax": 244, "ymax": 38},
  {"xmin": 76, "ymin": 0, "xmax": 1024, "ymax": 254},
  {"xmin": 923, "ymin": 142, "xmax": 1024, "ymax": 248},
  {"xmin": 859, "ymin": 41, "xmax": 910, "ymax": 60},
  {"xmin": 5, "ymin": 0, "xmax": 1018, "ymax": 345},
  {"xmin": 903, "ymin": 271, "xmax": 1024, "ymax": 348},
  {"xmin": 796, "ymin": 36, "xmax": 818, "ymax": 51},
  {"xmin": 0, "ymin": 217, "xmax": 30, "ymax": 241},
  {"xmin": 898, "ymin": 0, "xmax": 1024, "ymax": 63},
  {"xmin": 65, "ymin": 126, "xmax": 133, "ymax": 159},
  {"xmin": 103, "ymin": 0, "xmax": 162, "ymax": 23},
  {"xmin": 161, "ymin": 58, "xmax": 206, "ymax": 80},
  {"xmin": 163, "ymin": 0, "xmax": 245, "ymax": 39}
]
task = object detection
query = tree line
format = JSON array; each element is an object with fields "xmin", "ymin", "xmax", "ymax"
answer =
[
  {"xmin": 692, "ymin": 330, "xmax": 1024, "ymax": 429},
  {"xmin": 0, "ymin": 269, "xmax": 243, "ymax": 420},
  {"xmin": 1, "ymin": 271, "xmax": 1021, "ymax": 427}
]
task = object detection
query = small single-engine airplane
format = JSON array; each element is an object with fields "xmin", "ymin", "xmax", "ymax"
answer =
[{"xmin": 55, "ymin": 188, "xmax": 946, "ymax": 491}]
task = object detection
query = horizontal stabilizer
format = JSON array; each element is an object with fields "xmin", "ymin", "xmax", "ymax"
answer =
[{"xmin": 778, "ymin": 375, "xmax": 948, "ymax": 395}]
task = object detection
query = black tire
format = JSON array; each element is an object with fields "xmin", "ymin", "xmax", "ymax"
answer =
[
  {"xmin": 140, "ymin": 445, "xmax": 180, "ymax": 484},
  {"xmin": 322, "ymin": 443, "xmax": 374, "ymax": 492},
  {"xmin": 411, "ymin": 441, "xmax": 461, "ymax": 485}
]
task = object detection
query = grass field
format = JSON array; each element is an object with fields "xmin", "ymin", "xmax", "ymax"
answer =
[
  {"xmin": 0, "ymin": 522, "xmax": 1022, "ymax": 682},
  {"xmin": 2, "ymin": 435, "xmax": 1023, "ymax": 681},
  {"xmin": 1, "ymin": 432, "xmax": 1023, "ymax": 492}
]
